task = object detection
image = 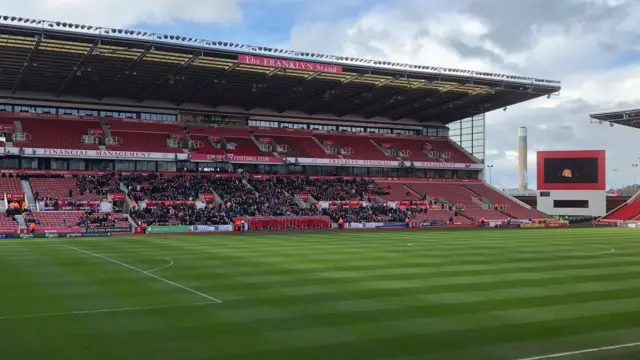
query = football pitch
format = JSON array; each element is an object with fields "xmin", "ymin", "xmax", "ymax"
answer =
[{"xmin": 2, "ymin": 228, "xmax": 640, "ymax": 360}]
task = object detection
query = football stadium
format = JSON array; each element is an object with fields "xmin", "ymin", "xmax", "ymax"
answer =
[{"xmin": 1, "ymin": 17, "xmax": 640, "ymax": 360}]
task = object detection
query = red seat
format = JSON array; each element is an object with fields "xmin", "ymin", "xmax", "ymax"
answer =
[
  {"xmin": 604, "ymin": 197, "xmax": 640, "ymax": 220},
  {"xmin": 15, "ymin": 119, "xmax": 100, "ymax": 150},
  {"xmin": 314, "ymin": 134, "xmax": 396, "ymax": 160},
  {"xmin": 464, "ymin": 183, "xmax": 546, "ymax": 219},
  {"xmin": 0, "ymin": 178, "xmax": 22, "ymax": 200},
  {"xmin": 407, "ymin": 182, "xmax": 506, "ymax": 221},
  {"xmin": 30, "ymin": 178, "xmax": 102, "ymax": 202}
]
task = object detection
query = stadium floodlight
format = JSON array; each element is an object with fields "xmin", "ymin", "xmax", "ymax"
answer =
[{"xmin": 1, "ymin": 16, "xmax": 7, "ymax": 20}]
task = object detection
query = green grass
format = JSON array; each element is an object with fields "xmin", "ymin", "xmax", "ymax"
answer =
[{"xmin": 1, "ymin": 228, "xmax": 640, "ymax": 360}]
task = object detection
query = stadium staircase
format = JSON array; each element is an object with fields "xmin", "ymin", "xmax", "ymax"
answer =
[
  {"xmin": 14, "ymin": 214, "xmax": 26, "ymax": 229},
  {"xmin": 21, "ymin": 179, "xmax": 36, "ymax": 210},
  {"xmin": 13, "ymin": 120, "xmax": 23, "ymax": 135}
]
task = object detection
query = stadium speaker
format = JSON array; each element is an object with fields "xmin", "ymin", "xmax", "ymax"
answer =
[
  {"xmin": 17, "ymin": 17, "xmax": 23, "ymax": 22},
  {"xmin": 218, "ymin": 41, "xmax": 223, "ymax": 45},
  {"xmin": 2, "ymin": 16, "xmax": 7, "ymax": 20}
]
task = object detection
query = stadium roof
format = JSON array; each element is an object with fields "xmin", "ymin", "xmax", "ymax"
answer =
[
  {"xmin": 590, "ymin": 107, "xmax": 640, "ymax": 130},
  {"xmin": 0, "ymin": 18, "xmax": 561, "ymax": 124}
]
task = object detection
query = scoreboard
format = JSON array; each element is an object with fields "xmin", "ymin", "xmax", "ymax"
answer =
[{"xmin": 536, "ymin": 150, "xmax": 606, "ymax": 216}]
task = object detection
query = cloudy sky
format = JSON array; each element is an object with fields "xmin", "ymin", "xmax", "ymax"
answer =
[{"xmin": 4, "ymin": 0, "xmax": 640, "ymax": 189}]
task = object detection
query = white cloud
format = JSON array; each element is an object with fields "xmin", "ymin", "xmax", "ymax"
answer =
[
  {"xmin": 0, "ymin": 0, "xmax": 245, "ymax": 28},
  {"xmin": 287, "ymin": 0, "xmax": 640, "ymax": 189}
]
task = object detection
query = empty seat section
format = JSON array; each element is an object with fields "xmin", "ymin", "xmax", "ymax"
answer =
[
  {"xmin": 428, "ymin": 139, "xmax": 477, "ymax": 163},
  {"xmin": 376, "ymin": 181, "xmax": 421, "ymax": 201},
  {"xmin": 190, "ymin": 135, "xmax": 225, "ymax": 155},
  {"xmin": 28, "ymin": 211, "xmax": 84, "ymax": 228},
  {"xmin": 108, "ymin": 131, "xmax": 182, "ymax": 153},
  {"xmin": 604, "ymin": 197, "xmax": 640, "ymax": 220},
  {"xmin": 314, "ymin": 134, "xmax": 395, "ymax": 160},
  {"xmin": 29, "ymin": 178, "xmax": 102, "ymax": 202},
  {"xmin": 17, "ymin": 119, "xmax": 100, "ymax": 150},
  {"xmin": 0, "ymin": 178, "xmax": 22, "ymax": 199},
  {"xmin": 0, "ymin": 214, "xmax": 18, "ymax": 232},
  {"xmin": 374, "ymin": 138, "xmax": 432, "ymax": 161},
  {"xmin": 188, "ymin": 126, "xmax": 264, "ymax": 156},
  {"xmin": 270, "ymin": 136, "xmax": 335, "ymax": 158},
  {"xmin": 464, "ymin": 183, "xmax": 546, "ymax": 219},
  {"xmin": 408, "ymin": 182, "xmax": 506, "ymax": 221},
  {"xmin": 225, "ymin": 137, "xmax": 267, "ymax": 156}
]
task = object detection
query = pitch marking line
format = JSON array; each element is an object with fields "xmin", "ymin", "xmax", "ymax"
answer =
[
  {"xmin": 145, "ymin": 257, "xmax": 174, "ymax": 274},
  {"xmin": 63, "ymin": 245, "xmax": 222, "ymax": 303},
  {"xmin": 0, "ymin": 301, "xmax": 216, "ymax": 321},
  {"xmin": 515, "ymin": 341, "xmax": 640, "ymax": 359}
]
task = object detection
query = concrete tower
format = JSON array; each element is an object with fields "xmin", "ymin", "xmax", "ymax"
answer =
[{"xmin": 518, "ymin": 126, "xmax": 528, "ymax": 192}]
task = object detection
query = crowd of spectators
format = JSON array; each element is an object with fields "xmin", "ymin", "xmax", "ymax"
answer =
[
  {"xmin": 248, "ymin": 177, "xmax": 318, "ymax": 217},
  {"xmin": 124, "ymin": 174, "xmax": 205, "ymax": 202},
  {"xmin": 130, "ymin": 204, "xmax": 230, "ymax": 226},
  {"xmin": 78, "ymin": 210, "xmax": 128, "ymax": 228},
  {"xmin": 322, "ymin": 204, "xmax": 412, "ymax": 223},
  {"xmin": 249, "ymin": 176, "xmax": 388, "ymax": 201},
  {"xmin": 76, "ymin": 173, "xmax": 120, "ymax": 197}
]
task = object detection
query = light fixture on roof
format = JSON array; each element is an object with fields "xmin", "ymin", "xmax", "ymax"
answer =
[
  {"xmin": 610, "ymin": 122, "xmax": 614, "ymax": 127},
  {"xmin": 503, "ymin": 107, "xmax": 507, "ymax": 112}
]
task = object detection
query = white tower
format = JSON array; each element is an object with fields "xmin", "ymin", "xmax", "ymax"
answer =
[{"xmin": 518, "ymin": 126, "xmax": 527, "ymax": 192}]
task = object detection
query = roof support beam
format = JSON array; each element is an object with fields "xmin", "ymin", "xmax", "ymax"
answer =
[
  {"xmin": 277, "ymin": 73, "xmax": 362, "ymax": 113},
  {"xmin": 392, "ymin": 92, "xmax": 470, "ymax": 121},
  {"xmin": 99, "ymin": 43, "xmax": 152, "ymax": 99},
  {"xmin": 56, "ymin": 39, "xmax": 100, "ymax": 97},
  {"xmin": 308, "ymin": 75, "xmax": 406, "ymax": 116},
  {"xmin": 248, "ymin": 70, "xmax": 321, "ymax": 111},
  {"xmin": 355, "ymin": 82, "xmax": 439, "ymax": 117},
  {"xmin": 175, "ymin": 62, "xmax": 239, "ymax": 106},
  {"xmin": 137, "ymin": 52, "xmax": 199, "ymax": 102},
  {"xmin": 11, "ymin": 34, "xmax": 43, "ymax": 94},
  {"xmin": 387, "ymin": 83, "xmax": 466, "ymax": 120}
]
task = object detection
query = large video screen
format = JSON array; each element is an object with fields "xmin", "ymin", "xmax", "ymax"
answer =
[{"xmin": 543, "ymin": 157, "xmax": 599, "ymax": 184}]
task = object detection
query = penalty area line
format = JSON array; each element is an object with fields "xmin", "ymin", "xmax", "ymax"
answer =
[
  {"xmin": 63, "ymin": 245, "xmax": 222, "ymax": 303},
  {"xmin": 0, "ymin": 301, "xmax": 217, "ymax": 321},
  {"xmin": 515, "ymin": 341, "xmax": 640, "ymax": 360}
]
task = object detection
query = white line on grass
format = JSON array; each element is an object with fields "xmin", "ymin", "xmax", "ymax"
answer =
[
  {"xmin": 145, "ymin": 257, "xmax": 174, "ymax": 274},
  {"xmin": 515, "ymin": 341, "xmax": 640, "ymax": 360},
  {"xmin": 63, "ymin": 245, "xmax": 222, "ymax": 303},
  {"xmin": 0, "ymin": 301, "xmax": 216, "ymax": 321}
]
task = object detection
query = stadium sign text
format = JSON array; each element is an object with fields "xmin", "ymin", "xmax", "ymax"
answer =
[
  {"xmin": 238, "ymin": 55, "xmax": 343, "ymax": 74},
  {"xmin": 13, "ymin": 148, "xmax": 189, "ymax": 161}
]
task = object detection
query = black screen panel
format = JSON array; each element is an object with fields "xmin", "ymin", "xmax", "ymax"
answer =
[{"xmin": 544, "ymin": 158, "xmax": 598, "ymax": 184}]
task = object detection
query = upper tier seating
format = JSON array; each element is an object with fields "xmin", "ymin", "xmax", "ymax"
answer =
[
  {"xmin": 253, "ymin": 128, "xmax": 335, "ymax": 158},
  {"xmin": 107, "ymin": 120, "xmax": 184, "ymax": 153},
  {"xmin": 407, "ymin": 182, "xmax": 507, "ymax": 221},
  {"xmin": 603, "ymin": 196, "xmax": 640, "ymax": 221},
  {"xmin": 16, "ymin": 119, "xmax": 100, "ymax": 150},
  {"xmin": 464, "ymin": 183, "xmax": 546, "ymax": 219},
  {"xmin": 30, "ymin": 178, "xmax": 103, "ymax": 202},
  {"xmin": 314, "ymin": 134, "xmax": 397, "ymax": 161},
  {"xmin": 0, "ymin": 178, "xmax": 22, "ymax": 199},
  {"xmin": 428, "ymin": 139, "xmax": 477, "ymax": 163},
  {"xmin": 188, "ymin": 127, "xmax": 264, "ymax": 156},
  {"xmin": 189, "ymin": 135, "xmax": 224, "ymax": 155},
  {"xmin": 376, "ymin": 181, "xmax": 421, "ymax": 201},
  {"xmin": 372, "ymin": 137, "xmax": 477, "ymax": 163}
]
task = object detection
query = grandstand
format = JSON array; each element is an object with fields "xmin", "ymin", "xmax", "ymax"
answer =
[
  {"xmin": 0, "ymin": 17, "xmax": 562, "ymax": 232},
  {"xmin": 590, "ymin": 108, "xmax": 640, "ymax": 223}
]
